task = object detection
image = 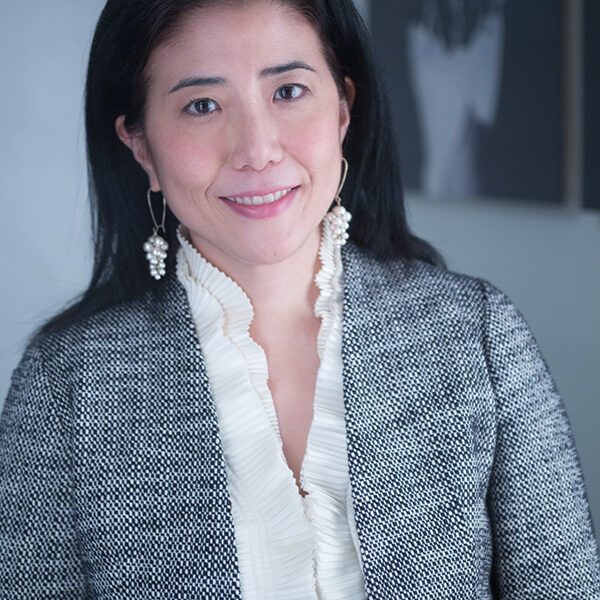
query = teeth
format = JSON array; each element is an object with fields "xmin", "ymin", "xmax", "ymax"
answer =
[{"xmin": 227, "ymin": 188, "xmax": 294, "ymax": 205}]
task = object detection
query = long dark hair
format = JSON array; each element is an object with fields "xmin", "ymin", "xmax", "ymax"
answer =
[{"xmin": 41, "ymin": 0, "xmax": 443, "ymax": 335}]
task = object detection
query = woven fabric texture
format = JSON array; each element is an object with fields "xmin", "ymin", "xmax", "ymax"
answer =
[{"xmin": 1, "ymin": 242, "xmax": 599, "ymax": 599}]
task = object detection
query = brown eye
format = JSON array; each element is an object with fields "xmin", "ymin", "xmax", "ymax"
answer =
[
  {"xmin": 274, "ymin": 84, "xmax": 307, "ymax": 101},
  {"xmin": 185, "ymin": 98, "xmax": 219, "ymax": 116}
]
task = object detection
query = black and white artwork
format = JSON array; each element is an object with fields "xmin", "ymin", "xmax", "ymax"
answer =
[{"xmin": 371, "ymin": 0, "xmax": 564, "ymax": 204}]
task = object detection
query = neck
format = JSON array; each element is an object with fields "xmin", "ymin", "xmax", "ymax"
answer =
[
  {"xmin": 243, "ymin": 234, "xmax": 322, "ymax": 329},
  {"xmin": 186, "ymin": 226, "xmax": 322, "ymax": 330}
]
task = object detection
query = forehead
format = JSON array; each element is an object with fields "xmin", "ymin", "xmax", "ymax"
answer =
[{"xmin": 146, "ymin": 3, "xmax": 325, "ymax": 80}]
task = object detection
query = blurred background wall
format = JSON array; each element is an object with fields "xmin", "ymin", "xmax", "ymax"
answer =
[{"xmin": 1, "ymin": 0, "xmax": 598, "ymax": 542}]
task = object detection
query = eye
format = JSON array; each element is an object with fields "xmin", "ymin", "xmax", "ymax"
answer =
[
  {"xmin": 274, "ymin": 84, "xmax": 307, "ymax": 102},
  {"xmin": 184, "ymin": 98, "xmax": 220, "ymax": 116}
]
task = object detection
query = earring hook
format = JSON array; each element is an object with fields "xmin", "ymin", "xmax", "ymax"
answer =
[
  {"xmin": 335, "ymin": 158, "xmax": 349, "ymax": 206},
  {"xmin": 147, "ymin": 189, "xmax": 167, "ymax": 234}
]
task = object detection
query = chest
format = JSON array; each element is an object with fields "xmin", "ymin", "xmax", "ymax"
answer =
[
  {"xmin": 248, "ymin": 313, "xmax": 321, "ymax": 483},
  {"xmin": 69, "ymin": 274, "xmax": 500, "ymax": 598},
  {"xmin": 263, "ymin": 336, "xmax": 320, "ymax": 485}
]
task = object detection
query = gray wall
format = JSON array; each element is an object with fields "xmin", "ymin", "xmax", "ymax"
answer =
[
  {"xmin": 1, "ymin": 0, "xmax": 598, "ymax": 541},
  {"xmin": 0, "ymin": 0, "xmax": 99, "ymax": 395}
]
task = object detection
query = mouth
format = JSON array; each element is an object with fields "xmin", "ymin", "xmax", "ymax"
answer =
[{"xmin": 222, "ymin": 186, "xmax": 300, "ymax": 206}]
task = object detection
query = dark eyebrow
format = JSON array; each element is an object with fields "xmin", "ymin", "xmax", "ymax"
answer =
[
  {"xmin": 259, "ymin": 60, "xmax": 316, "ymax": 78},
  {"xmin": 169, "ymin": 76, "xmax": 226, "ymax": 94},
  {"xmin": 169, "ymin": 61, "xmax": 315, "ymax": 94}
]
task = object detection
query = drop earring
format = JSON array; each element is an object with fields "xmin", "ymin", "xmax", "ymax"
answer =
[
  {"xmin": 325, "ymin": 157, "xmax": 351, "ymax": 247},
  {"xmin": 143, "ymin": 189, "xmax": 169, "ymax": 280}
]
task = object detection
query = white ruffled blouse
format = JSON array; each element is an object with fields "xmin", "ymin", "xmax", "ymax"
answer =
[{"xmin": 175, "ymin": 223, "xmax": 366, "ymax": 600}]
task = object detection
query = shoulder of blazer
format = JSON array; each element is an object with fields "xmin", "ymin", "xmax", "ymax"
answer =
[
  {"xmin": 22, "ymin": 274, "xmax": 195, "ymax": 394},
  {"xmin": 341, "ymin": 241, "xmax": 491, "ymax": 335},
  {"xmin": 25, "ymin": 248, "xmax": 496, "ymax": 386}
]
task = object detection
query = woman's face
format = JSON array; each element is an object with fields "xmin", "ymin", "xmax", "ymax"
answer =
[{"xmin": 118, "ymin": 2, "xmax": 353, "ymax": 272}]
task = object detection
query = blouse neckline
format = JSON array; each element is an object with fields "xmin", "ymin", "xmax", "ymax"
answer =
[{"xmin": 175, "ymin": 222, "xmax": 365, "ymax": 599}]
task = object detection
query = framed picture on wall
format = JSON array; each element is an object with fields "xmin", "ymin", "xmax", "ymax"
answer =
[
  {"xmin": 371, "ymin": 0, "xmax": 564, "ymax": 205},
  {"xmin": 584, "ymin": 0, "xmax": 599, "ymax": 209}
]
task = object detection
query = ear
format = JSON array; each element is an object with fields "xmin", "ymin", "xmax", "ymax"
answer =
[
  {"xmin": 339, "ymin": 76, "xmax": 356, "ymax": 143},
  {"xmin": 115, "ymin": 115, "xmax": 161, "ymax": 191}
]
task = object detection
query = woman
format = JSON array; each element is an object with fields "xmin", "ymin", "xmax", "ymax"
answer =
[{"xmin": 1, "ymin": 0, "xmax": 598, "ymax": 598}]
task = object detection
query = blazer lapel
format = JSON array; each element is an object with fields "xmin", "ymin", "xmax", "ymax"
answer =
[
  {"xmin": 151, "ymin": 276, "xmax": 243, "ymax": 597},
  {"xmin": 340, "ymin": 243, "xmax": 418, "ymax": 596},
  {"xmin": 340, "ymin": 244, "xmax": 490, "ymax": 599}
]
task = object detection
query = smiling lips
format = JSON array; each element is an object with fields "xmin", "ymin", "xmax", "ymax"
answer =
[
  {"xmin": 223, "ymin": 186, "xmax": 298, "ymax": 206},
  {"xmin": 220, "ymin": 185, "xmax": 300, "ymax": 220}
]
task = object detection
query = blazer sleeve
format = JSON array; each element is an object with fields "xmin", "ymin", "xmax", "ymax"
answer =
[
  {"xmin": 0, "ymin": 341, "xmax": 87, "ymax": 598},
  {"xmin": 482, "ymin": 280, "xmax": 600, "ymax": 599}
]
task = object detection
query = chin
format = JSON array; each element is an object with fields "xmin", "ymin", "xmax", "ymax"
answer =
[
  {"xmin": 242, "ymin": 241, "xmax": 301, "ymax": 266},
  {"xmin": 239, "ymin": 230, "xmax": 318, "ymax": 267}
]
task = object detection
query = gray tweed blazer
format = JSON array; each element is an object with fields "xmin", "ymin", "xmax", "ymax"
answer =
[{"xmin": 1, "ymin": 242, "xmax": 599, "ymax": 599}]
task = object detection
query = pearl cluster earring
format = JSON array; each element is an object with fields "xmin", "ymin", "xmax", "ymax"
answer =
[
  {"xmin": 143, "ymin": 189, "xmax": 169, "ymax": 280},
  {"xmin": 325, "ymin": 158, "xmax": 352, "ymax": 246}
]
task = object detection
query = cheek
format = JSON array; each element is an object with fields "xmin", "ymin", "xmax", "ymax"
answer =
[
  {"xmin": 148, "ymin": 125, "xmax": 224, "ymax": 193},
  {"xmin": 283, "ymin": 105, "xmax": 343, "ymax": 171}
]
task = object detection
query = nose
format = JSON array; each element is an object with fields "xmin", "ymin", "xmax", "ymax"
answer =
[{"xmin": 229, "ymin": 104, "xmax": 283, "ymax": 171}]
